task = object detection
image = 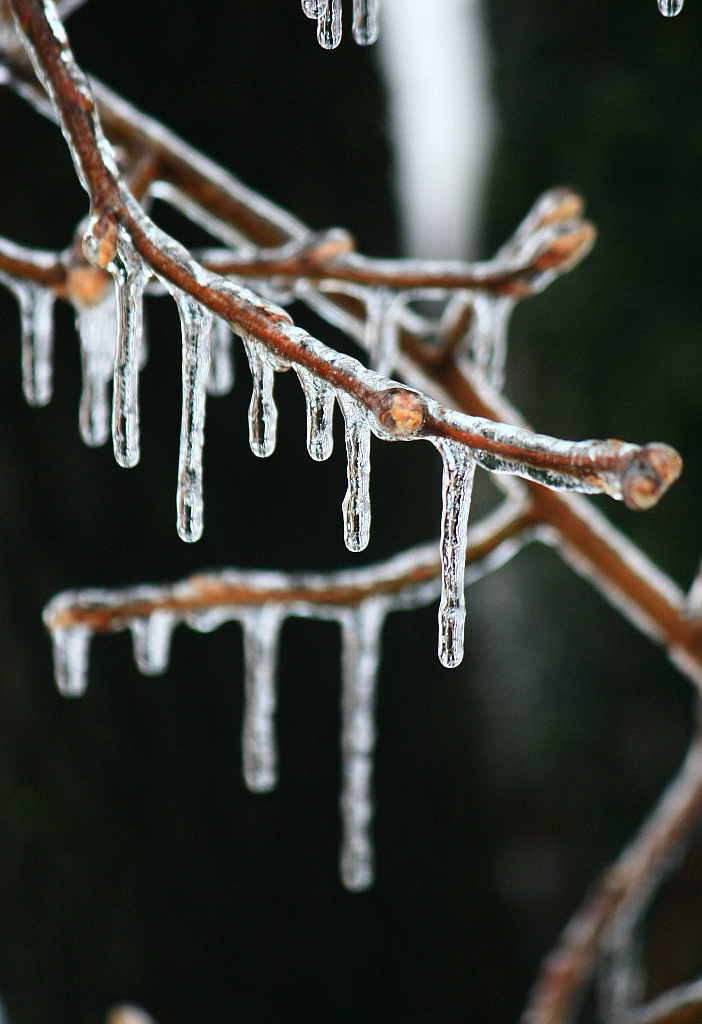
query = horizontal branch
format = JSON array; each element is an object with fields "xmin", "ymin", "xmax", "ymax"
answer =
[
  {"xmin": 43, "ymin": 500, "xmax": 533, "ymax": 632},
  {"xmin": 624, "ymin": 979, "xmax": 702, "ymax": 1024}
]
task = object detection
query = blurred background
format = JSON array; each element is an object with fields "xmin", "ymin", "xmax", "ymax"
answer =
[{"xmin": 0, "ymin": 0, "xmax": 700, "ymax": 1021}]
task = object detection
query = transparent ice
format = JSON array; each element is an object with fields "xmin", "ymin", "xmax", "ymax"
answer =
[
  {"xmin": 242, "ymin": 338, "xmax": 280, "ymax": 458},
  {"xmin": 76, "ymin": 288, "xmax": 117, "ymax": 446},
  {"xmin": 433, "ymin": 439, "xmax": 476, "ymax": 668},
  {"xmin": 241, "ymin": 606, "xmax": 284, "ymax": 793},
  {"xmin": 301, "ymin": 0, "xmax": 378, "ymax": 46},
  {"xmin": 658, "ymin": 0, "xmax": 684, "ymax": 14},
  {"xmin": 294, "ymin": 365, "xmax": 335, "ymax": 461},
  {"xmin": 0, "ymin": 275, "xmax": 56, "ymax": 407},
  {"xmin": 51, "ymin": 625, "xmax": 91, "ymax": 697},
  {"xmin": 337, "ymin": 391, "xmax": 372, "ymax": 552},
  {"xmin": 207, "ymin": 317, "xmax": 235, "ymax": 396},
  {"xmin": 339, "ymin": 599, "xmax": 386, "ymax": 891},
  {"xmin": 130, "ymin": 612, "xmax": 175, "ymax": 676}
]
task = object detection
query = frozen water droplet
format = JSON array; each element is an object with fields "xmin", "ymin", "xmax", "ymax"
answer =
[
  {"xmin": 434, "ymin": 439, "xmax": 476, "ymax": 668},
  {"xmin": 171, "ymin": 291, "xmax": 213, "ymax": 543},
  {"xmin": 241, "ymin": 607, "xmax": 283, "ymax": 793},
  {"xmin": 207, "ymin": 318, "xmax": 235, "ymax": 396},
  {"xmin": 130, "ymin": 612, "xmax": 175, "ymax": 675},
  {"xmin": 317, "ymin": 0, "xmax": 342, "ymax": 47},
  {"xmin": 295, "ymin": 366, "xmax": 335, "ymax": 461},
  {"xmin": 339, "ymin": 600, "xmax": 386, "ymax": 891},
  {"xmin": 51, "ymin": 625, "xmax": 91, "ymax": 696},
  {"xmin": 364, "ymin": 289, "xmax": 398, "ymax": 376},
  {"xmin": 658, "ymin": 0, "xmax": 683, "ymax": 14},
  {"xmin": 243, "ymin": 338, "xmax": 279, "ymax": 458},
  {"xmin": 352, "ymin": 0, "xmax": 378, "ymax": 44},
  {"xmin": 301, "ymin": 0, "xmax": 320, "ymax": 17},
  {"xmin": 111, "ymin": 231, "xmax": 149, "ymax": 468},
  {"xmin": 337, "ymin": 392, "xmax": 372, "ymax": 552},
  {"xmin": 76, "ymin": 289, "xmax": 117, "ymax": 447}
]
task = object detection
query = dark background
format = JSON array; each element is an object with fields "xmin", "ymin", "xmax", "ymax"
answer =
[{"xmin": 0, "ymin": 1, "xmax": 699, "ymax": 1021}]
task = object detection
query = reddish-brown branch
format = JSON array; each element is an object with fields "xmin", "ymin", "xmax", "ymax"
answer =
[{"xmin": 521, "ymin": 726, "xmax": 702, "ymax": 1024}]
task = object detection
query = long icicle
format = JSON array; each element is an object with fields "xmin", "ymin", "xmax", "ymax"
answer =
[
  {"xmin": 339, "ymin": 599, "xmax": 386, "ymax": 891},
  {"xmin": 107, "ymin": 229, "xmax": 150, "ymax": 468},
  {"xmin": 433, "ymin": 438, "xmax": 476, "ymax": 668},
  {"xmin": 337, "ymin": 392, "xmax": 372, "ymax": 552},
  {"xmin": 172, "ymin": 290, "xmax": 214, "ymax": 543},
  {"xmin": 241, "ymin": 606, "xmax": 284, "ymax": 793},
  {"xmin": 17, "ymin": 283, "xmax": 56, "ymax": 407},
  {"xmin": 242, "ymin": 338, "xmax": 279, "ymax": 458}
]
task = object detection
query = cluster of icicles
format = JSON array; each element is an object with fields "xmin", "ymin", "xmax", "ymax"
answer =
[
  {"xmin": 44, "ymin": 510, "xmax": 530, "ymax": 891},
  {"xmin": 301, "ymin": 0, "xmax": 378, "ymax": 48}
]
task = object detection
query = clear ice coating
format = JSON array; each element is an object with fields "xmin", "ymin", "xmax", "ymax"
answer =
[
  {"xmin": 658, "ymin": 0, "xmax": 684, "ymax": 14},
  {"xmin": 108, "ymin": 231, "xmax": 150, "ymax": 468},
  {"xmin": 352, "ymin": 0, "xmax": 379, "ymax": 44},
  {"xmin": 242, "ymin": 338, "xmax": 279, "ymax": 458},
  {"xmin": 0, "ymin": 276, "xmax": 56, "ymax": 407},
  {"xmin": 364, "ymin": 289, "xmax": 398, "ymax": 376},
  {"xmin": 76, "ymin": 289, "xmax": 117, "ymax": 446},
  {"xmin": 172, "ymin": 291, "xmax": 214, "ymax": 543},
  {"xmin": 467, "ymin": 294, "xmax": 514, "ymax": 391},
  {"xmin": 337, "ymin": 392, "xmax": 372, "ymax": 552},
  {"xmin": 294, "ymin": 365, "xmax": 335, "ymax": 461},
  {"xmin": 51, "ymin": 625, "xmax": 91, "ymax": 696},
  {"xmin": 433, "ymin": 438, "xmax": 476, "ymax": 668},
  {"xmin": 241, "ymin": 607, "xmax": 284, "ymax": 793},
  {"xmin": 302, "ymin": 0, "xmax": 377, "ymax": 46},
  {"xmin": 130, "ymin": 612, "xmax": 175, "ymax": 675},
  {"xmin": 339, "ymin": 599, "xmax": 386, "ymax": 891},
  {"xmin": 207, "ymin": 318, "xmax": 235, "ymax": 396}
]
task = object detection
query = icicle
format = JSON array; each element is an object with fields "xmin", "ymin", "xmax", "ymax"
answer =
[
  {"xmin": 241, "ymin": 607, "xmax": 284, "ymax": 793},
  {"xmin": 339, "ymin": 600, "xmax": 386, "ymax": 891},
  {"xmin": 317, "ymin": 0, "xmax": 342, "ymax": 48},
  {"xmin": 658, "ymin": 0, "xmax": 683, "ymax": 14},
  {"xmin": 242, "ymin": 338, "xmax": 279, "ymax": 458},
  {"xmin": 337, "ymin": 392, "xmax": 372, "ymax": 552},
  {"xmin": 294, "ymin": 365, "xmax": 335, "ymax": 461},
  {"xmin": 207, "ymin": 318, "xmax": 235, "ymax": 396},
  {"xmin": 51, "ymin": 625, "xmax": 91, "ymax": 697},
  {"xmin": 169, "ymin": 291, "xmax": 214, "ymax": 543},
  {"xmin": 468, "ymin": 294, "xmax": 514, "ymax": 391},
  {"xmin": 352, "ymin": 0, "xmax": 378, "ymax": 44},
  {"xmin": 130, "ymin": 612, "xmax": 175, "ymax": 676},
  {"xmin": 76, "ymin": 289, "xmax": 117, "ymax": 447},
  {"xmin": 433, "ymin": 439, "xmax": 476, "ymax": 668},
  {"xmin": 18, "ymin": 284, "xmax": 55, "ymax": 407},
  {"xmin": 364, "ymin": 289, "xmax": 398, "ymax": 376},
  {"xmin": 109, "ymin": 232, "xmax": 150, "ymax": 468}
]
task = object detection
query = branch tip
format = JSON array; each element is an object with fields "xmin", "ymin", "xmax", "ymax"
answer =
[
  {"xmin": 621, "ymin": 443, "xmax": 683, "ymax": 510},
  {"xmin": 374, "ymin": 387, "xmax": 426, "ymax": 437}
]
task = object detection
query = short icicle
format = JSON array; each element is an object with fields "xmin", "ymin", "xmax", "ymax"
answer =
[
  {"xmin": 110, "ymin": 231, "xmax": 150, "ymax": 469},
  {"xmin": 339, "ymin": 599, "xmax": 386, "ymax": 891},
  {"xmin": 130, "ymin": 612, "xmax": 175, "ymax": 676},
  {"xmin": 207, "ymin": 318, "xmax": 235, "ymax": 397},
  {"xmin": 51, "ymin": 625, "xmax": 92, "ymax": 697},
  {"xmin": 317, "ymin": 0, "xmax": 342, "ymax": 48},
  {"xmin": 433, "ymin": 438, "xmax": 476, "ymax": 668},
  {"xmin": 242, "ymin": 338, "xmax": 279, "ymax": 458},
  {"xmin": 241, "ymin": 607, "xmax": 284, "ymax": 793},
  {"xmin": 294, "ymin": 365, "xmax": 335, "ymax": 461},
  {"xmin": 337, "ymin": 392, "xmax": 372, "ymax": 552},
  {"xmin": 658, "ymin": 0, "xmax": 684, "ymax": 14},
  {"xmin": 301, "ymin": 0, "xmax": 320, "ymax": 16},
  {"xmin": 76, "ymin": 289, "xmax": 117, "ymax": 446},
  {"xmin": 468, "ymin": 294, "xmax": 514, "ymax": 391},
  {"xmin": 17, "ymin": 284, "xmax": 56, "ymax": 407},
  {"xmin": 173, "ymin": 290, "xmax": 214, "ymax": 543},
  {"xmin": 352, "ymin": 0, "xmax": 379, "ymax": 44}
]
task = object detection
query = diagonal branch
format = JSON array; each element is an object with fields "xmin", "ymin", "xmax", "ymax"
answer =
[{"xmin": 6, "ymin": 0, "xmax": 680, "ymax": 509}]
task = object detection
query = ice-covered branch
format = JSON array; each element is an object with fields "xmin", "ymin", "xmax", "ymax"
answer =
[{"xmin": 521, "ymin": 728, "xmax": 702, "ymax": 1024}]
